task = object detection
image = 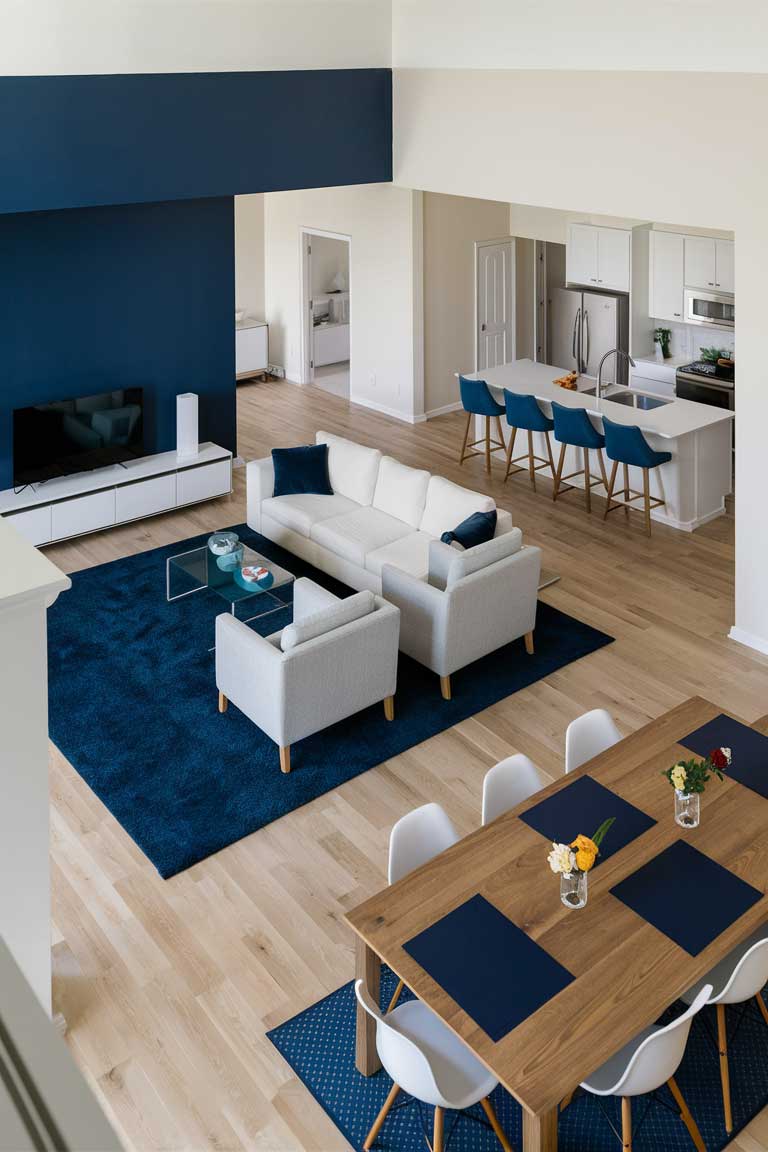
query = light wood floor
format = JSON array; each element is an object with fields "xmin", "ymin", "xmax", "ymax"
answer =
[{"xmin": 48, "ymin": 378, "xmax": 768, "ymax": 1151}]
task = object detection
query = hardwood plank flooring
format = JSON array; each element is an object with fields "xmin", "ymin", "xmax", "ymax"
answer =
[{"xmin": 47, "ymin": 378, "xmax": 768, "ymax": 1151}]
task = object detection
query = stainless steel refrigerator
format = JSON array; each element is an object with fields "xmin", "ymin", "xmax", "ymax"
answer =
[{"xmin": 549, "ymin": 287, "xmax": 630, "ymax": 385}]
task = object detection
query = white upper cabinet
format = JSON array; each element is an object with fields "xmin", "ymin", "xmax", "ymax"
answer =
[
  {"xmin": 567, "ymin": 223, "xmax": 630, "ymax": 292},
  {"xmin": 684, "ymin": 236, "xmax": 734, "ymax": 292},
  {"xmin": 715, "ymin": 238, "xmax": 735, "ymax": 293},
  {"xmin": 649, "ymin": 231, "xmax": 684, "ymax": 323}
]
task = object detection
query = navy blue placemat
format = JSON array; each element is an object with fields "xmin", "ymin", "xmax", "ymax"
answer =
[
  {"xmin": 519, "ymin": 775, "xmax": 656, "ymax": 865},
  {"xmin": 682, "ymin": 714, "xmax": 768, "ymax": 800},
  {"xmin": 402, "ymin": 894, "xmax": 574, "ymax": 1042},
  {"xmin": 610, "ymin": 840, "xmax": 764, "ymax": 956}
]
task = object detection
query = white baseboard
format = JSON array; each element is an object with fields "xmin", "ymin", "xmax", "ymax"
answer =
[
  {"xmin": 424, "ymin": 401, "xmax": 463, "ymax": 419},
  {"xmin": 728, "ymin": 626, "xmax": 768, "ymax": 657},
  {"xmin": 349, "ymin": 394, "xmax": 425, "ymax": 425}
]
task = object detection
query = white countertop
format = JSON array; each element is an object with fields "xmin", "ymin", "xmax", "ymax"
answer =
[{"xmin": 464, "ymin": 360, "xmax": 734, "ymax": 440}]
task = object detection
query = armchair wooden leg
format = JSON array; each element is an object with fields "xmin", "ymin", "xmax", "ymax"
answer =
[
  {"xmin": 440, "ymin": 675, "xmax": 451, "ymax": 701},
  {"xmin": 218, "ymin": 691, "xmax": 228, "ymax": 713},
  {"xmin": 524, "ymin": 631, "xmax": 534, "ymax": 655},
  {"xmin": 621, "ymin": 1097, "xmax": 632, "ymax": 1151},
  {"xmin": 717, "ymin": 1003, "xmax": 733, "ymax": 1134},
  {"xmin": 434, "ymin": 1105, "xmax": 444, "ymax": 1152},
  {"xmin": 667, "ymin": 1077, "xmax": 706, "ymax": 1152},
  {"xmin": 756, "ymin": 992, "xmax": 768, "ymax": 1028},
  {"xmin": 459, "ymin": 411, "xmax": 472, "ymax": 465},
  {"xmin": 386, "ymin": 978, "xmax": 405, "ymax": 1014},
  {"xmin": 480, "ymin": 1097, "xmax": 513, "ymax": 1152},
  {"xmin": 279, "ymin": 745, "xmax": 291, "ymax": 774},
  {"xmin": 383, "ymin": 696, "xmax": 395, "ymax": 721},
  {"xmin": 363, "ymin": 1082, "xmax": 400, "ymax": 1150}
]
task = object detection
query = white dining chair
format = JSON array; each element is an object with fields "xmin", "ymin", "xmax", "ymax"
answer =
[
  {"xmin": 576, "ymin": 984, "xmax": 711, "ymax": 1152},
  {"xmin": 354, "ymin": 980, "xmax": 512, "ymax": 1152},
  {"xmin": 681, "ymin": 926, "xmax": 768, "ymax": 1135},
  {"xmin": 565, "ymin": 708, "xmax": 622, "ymax": 774},
  {"xmin": 385, "ymin": 803, "xmax": 459, "ymax": 1012},
  {"xmin": 481, "ymin": 754, "xmax": 549, "ymax": 825}
]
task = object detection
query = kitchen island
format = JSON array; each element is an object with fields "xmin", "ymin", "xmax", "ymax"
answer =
[{"xmin": 462, "ymin": 359, "xmax": 733, "ymax": 531}]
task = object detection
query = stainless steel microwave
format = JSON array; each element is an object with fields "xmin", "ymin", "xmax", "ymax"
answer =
[{"xmin": 684, "ymin": 286, "xmax": 735, "ymax": 330}]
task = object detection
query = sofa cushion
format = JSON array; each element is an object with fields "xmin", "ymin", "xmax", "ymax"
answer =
[
  {"xmin": 441, "ymin": 509, "xmax": 497, "ymax": 549},
  {"xmin": 446, "ymin": 527, "xmax": 524, "ymax": 588},
  {"xmin": 366, "ymin": 531, "xmax": 433, "ymax": 581},
  {"xmin": 372, "ymin": 456, "xmax": 431, "ymax": 529},
  {"xmin": 419, "ymin": 475, "xmax": 496, "ymax": 539},
  {"xmin": 262, "ymin": 492, "xmax": 358, "ymax": 538},
  {"xmin": 311, "ymin": 506, "xmax": 412, "ymax": 568},
  {"xmin": 316, "ymin": 431, "xmax": 382, "ymax": 505},
  {"xmin": 280, "ymin": 590, "xmax": 375, "ymax": 652},
  {"xmin": 271, "ymin": 444, "xmax": 333, "ymax": 497}
]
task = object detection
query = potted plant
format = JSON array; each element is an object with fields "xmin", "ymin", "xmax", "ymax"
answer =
[
  {"xmin": 662, "ymin": 747, "xmax": 730, "ymax": 828},
  {"xmin": 547, "ymin": 817, "xmax": 615, "ymax": 909},
  {"xmin": 654, "ymin": 327, "xmax": 672, "ymax": 360}
]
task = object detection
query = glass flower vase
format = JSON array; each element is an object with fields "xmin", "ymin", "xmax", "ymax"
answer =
[
  {"xmin": 674, "ymin": 789, "xmax": 700, "ymax": 829},
  {"xmin": 560, "ymin": 870, "xmax": 588, "ymax": 909}
]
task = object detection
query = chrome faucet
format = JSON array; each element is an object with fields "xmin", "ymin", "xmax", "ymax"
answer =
[{"xmin": 596, "ymin": 348, "xmax": 636, "ymax": 400}]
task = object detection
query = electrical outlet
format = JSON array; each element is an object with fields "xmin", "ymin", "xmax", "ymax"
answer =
[{"xmin": 369, "ymin": 372, "xmax": 376, "ymax": 390}]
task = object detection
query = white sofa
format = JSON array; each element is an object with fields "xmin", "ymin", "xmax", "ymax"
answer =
[{"xmin": 246, "ymin": 431, "xmax": 516, "ymax": 595}]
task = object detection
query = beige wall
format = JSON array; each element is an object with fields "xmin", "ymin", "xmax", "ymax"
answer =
[
  {"xmin": 234, "ymin": 194, "xmax": 265, "ymax": 322},
  {"xmin": 393, "ymin": 67, "xmax": 767, "ymax": 652},
  {"xmin": 423, "ymin": 192, "xmax": 511, "ymax": 413}
]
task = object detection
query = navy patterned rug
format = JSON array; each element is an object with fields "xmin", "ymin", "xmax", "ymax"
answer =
[
  {"xmin": 47, "ymin": 524, "xmax": 612, "ymax": 878},
  {"xmin": 268, "ymin": 967, "xmax": 768, "ymax": 1151}
]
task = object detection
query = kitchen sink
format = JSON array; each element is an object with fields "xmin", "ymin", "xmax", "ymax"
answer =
[{"xmin": 579, "ymin": 385, "xmax": 672, "ymax": 410}]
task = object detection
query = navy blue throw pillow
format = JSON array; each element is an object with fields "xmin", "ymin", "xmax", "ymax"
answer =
[
  {"xmin": 441, "ymin": 509, "xmax": 497, "ymax": 549},
  {"xmin": 271, "ymin": 444, "xmax": 333, "ymax": 497}
]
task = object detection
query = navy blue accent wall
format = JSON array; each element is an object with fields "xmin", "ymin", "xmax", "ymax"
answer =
[
  {"xmin": 0, "ymin": 69, "xmax": 392, "ymax": 214},
  {"xmin": 0, "ymin": 198, "xmax": 235, "ymax": 489}
]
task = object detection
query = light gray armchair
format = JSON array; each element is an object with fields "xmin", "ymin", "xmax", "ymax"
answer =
[
  {"xmin": 381, "ymin": 529, "xmax": 541, "ymax": 700},
  {"xmin": 215, "ymin": 577, "xmax": 400, "ymax": 773}
]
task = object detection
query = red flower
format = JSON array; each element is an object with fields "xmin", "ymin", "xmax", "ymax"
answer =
[{"xmin": 709, "ymin": 748, "xmax": 728, "ymax": 769}]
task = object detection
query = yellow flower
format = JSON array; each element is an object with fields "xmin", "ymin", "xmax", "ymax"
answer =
[
  {"xmin": 570, "ymin": 834, "xmax": 598, "ymax": 873},
  {"xmin": 671, "ymin": 763, "xmax": 688, "ymax": 791}
]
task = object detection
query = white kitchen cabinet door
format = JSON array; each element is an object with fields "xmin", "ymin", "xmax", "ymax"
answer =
[
  {"xmin": 567, "ymin": 224, "xmax": 599, "ymax": 287},
  {"xmin": 684, "ymin": 236, "xmax": 717, "ymax": 289},
  {"xmin": 596, "ymin": 228, "xmax": 631, "ymax": 291},
  {"xmin": 715, "ymin": 239, "xmax": 734, "ymax": 293},
  {"xmin": 650, "ymin": 231, "xmax": 684, "ymax": 322}
]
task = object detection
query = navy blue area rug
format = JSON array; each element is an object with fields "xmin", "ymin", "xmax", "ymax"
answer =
[
  {"xmin": 268, "ymin": 967, "xmax": 768, "ymax": 1152},
  {"xmin": 48, "ymin": 525, "xmax": 613, "ymax": 878}
]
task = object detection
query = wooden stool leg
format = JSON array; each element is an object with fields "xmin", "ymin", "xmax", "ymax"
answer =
[
  {"xmin": 459, "ymin": 411, "xmax": 472, "ymax": 465},
  {"xmin": 552, "ymin": 444, "xmax": 566, "ymax": 501},
  {"xmin": 621, "ymin": 1097, "xmax": 632, "ymax": 1151},
  {"xmin": 524, "ymin": 631, "xmax": 534, "ymax": 655},
  {"xmin": 383, "ymin": 696, "xmax": 394, "ymax": 721},
  {"xmin": 385, "ymin": 978, "xmax": 405, "ymax": 1014},
  {"xmin": 480, "ymin": 1097, "xmax": 513, "ymax": 1152},
  {"xmin": 604, "ymin": 460, "xmax": 618, "ymax": 520},
  {"xmin": 504, "ymin": 426, "xmax": 517, "ymax": 481},
  {"xmin": 485, "ymin": 417, "xmax": 491, "ymax": 473},
  {"xmin": 584, "ymin": 448, "xmax": 592, "ymax": 514},
  {"xmin": 527, "ymin": 429, "xmax": 536, "ymax": 489},
  {"xmin": 622, "ymin": 463, "xmax": 630, "ymax": 517},
  {"xmin": 756, "ymin": 992, "xmax": 768, "ymax": 1028},
  {"xmin": 433, "ymin": 1106, "xmax": 444, "ymax": 1152},
  {"xmin": 597, "ymin": 447, "xmax": 609, "ymax": 490},
  {"xmin": 440, "ymin": 675, "xmax": 451, "ymax": 701},
  {"xmin": 495, "ymin": 414, "xmax": 505, "ymax": 451},
  {"xmin": 363, "ymin": 1082, "xmax": 400, "ymax": 1150},
  {"xmin": 717, "ymin": 1003, "xmax": 733, "ymax": 1134},
  {"xmin": 643, "ymin": 468, "xmax": 652, "ymax": 536},
  {"xmin": 544, "ymin": 430, "xmax": 556, "ymax": 478},
  {"xmin": 667, "ymin": 1077, "xmax": 706, "ymax": 1152}
]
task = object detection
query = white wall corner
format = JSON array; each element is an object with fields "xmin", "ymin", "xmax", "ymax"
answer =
[{"xmin": 410, "ymin": 189, "xmax": 425, "ymax": 421}]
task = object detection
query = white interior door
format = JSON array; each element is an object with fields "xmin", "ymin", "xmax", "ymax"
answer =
[{"xmin": 476, "ymin": 239, "xmax": 515, "ymax": 371}]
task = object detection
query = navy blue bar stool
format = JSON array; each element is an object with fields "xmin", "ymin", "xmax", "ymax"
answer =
[
  {"xmin": 502, "ymin": 391, "xmax": 555, "ymax": 490},
  {"xmin": 458, "ymin": 375, "xmax": 505, "ymax": 474},
  {"xmin": 551, "ymin": 401, "xmax": 609, "ymax": 514},
  {"xmin": 602, "ymin": 416, "xmax": 671, "ymax": 535}
]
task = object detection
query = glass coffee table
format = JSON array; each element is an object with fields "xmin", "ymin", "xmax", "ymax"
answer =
[{"xmin": 167, "ymin": 544, "xmax": 295, "ymax": 643}]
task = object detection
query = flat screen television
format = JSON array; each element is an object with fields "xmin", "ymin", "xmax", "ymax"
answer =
[{"xmin": 13, "ymin": 388, "xmax": 145, "ymax": 487}]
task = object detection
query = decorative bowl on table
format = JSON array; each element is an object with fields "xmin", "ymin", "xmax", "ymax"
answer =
[
  {"xmin": 208, "ymin": 530, "xmax": 240, "ymax": 556},
  {"xmin": 216, "ymin": 546, "xmax": 244, "ymax": 572},
  {"xmin": 235, "ymin": 564, "xmax": 274, "ymax": 591}
]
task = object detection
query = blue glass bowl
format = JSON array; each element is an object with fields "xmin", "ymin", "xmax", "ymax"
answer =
[
  {"xmin": 234, "ymin": 566, "xmax": 274, "ymax": 592},
  {"xmin": 216, "ymin": 545, "xmax": 244, "ymax": 572}
]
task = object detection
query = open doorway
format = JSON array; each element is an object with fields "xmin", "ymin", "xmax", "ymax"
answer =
[{"xmin": 300, "ymin": 229, "xmax": 350, "ymax": 399}]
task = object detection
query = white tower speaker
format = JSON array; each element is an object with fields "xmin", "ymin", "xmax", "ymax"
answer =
[{"xmin": 176, "ymin": 392, "xmax": 199, "ymax": 461}]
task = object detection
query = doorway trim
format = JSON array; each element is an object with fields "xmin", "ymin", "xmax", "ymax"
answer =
[
  {"xmin": 473, "ymin": 236, "xmax": 516, "ymax": 372},
  {"xmin": 299, "ymin": 226, "xmax": 351, "ymax": 388}
]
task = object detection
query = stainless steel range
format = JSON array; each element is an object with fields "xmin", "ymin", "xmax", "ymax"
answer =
[{"xmin": 675, "ymin": 360, "xmax": 734, "ymax": 411}]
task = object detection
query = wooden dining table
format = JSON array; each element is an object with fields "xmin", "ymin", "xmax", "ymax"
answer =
[{"xmin": 345, "ymin": 697, "xmax": 768, "ymax": 1152}]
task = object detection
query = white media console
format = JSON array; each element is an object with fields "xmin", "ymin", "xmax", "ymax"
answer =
[{"xmin": 0, "ymin": 442, "xmax": 232, "ymax": 547}]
